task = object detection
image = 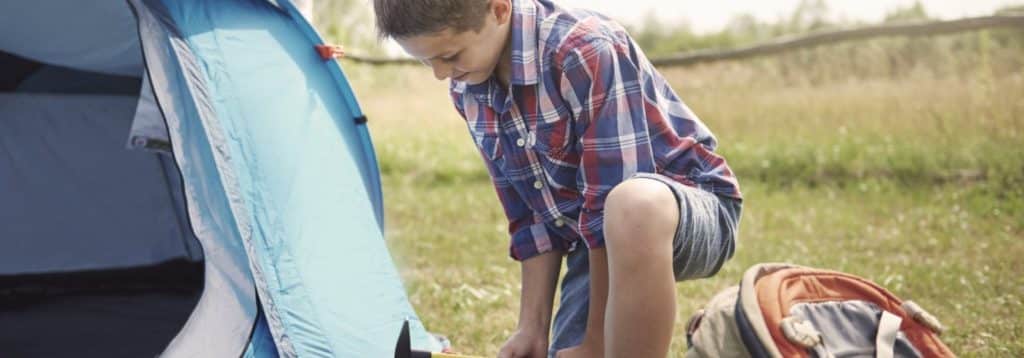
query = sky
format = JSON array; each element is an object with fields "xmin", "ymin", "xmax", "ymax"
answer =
[
  {"xmin": 373, "ymin": 0, "xmax": 1021, "ymax": 56},
  {"xmin": 556, "ymin": 0, "xmax": 1022, "ymax": 33}
]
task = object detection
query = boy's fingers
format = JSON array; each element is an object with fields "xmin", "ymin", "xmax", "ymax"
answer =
[
  {"xmin": 315, "ymin": 44, "xmax": 345, "ymax": 60},
  {"xmin": 330, "ymin": 45, "xmax": 345, "ymax": 58},
  {"xmin": 496, "ymin": 347, "xmax": 528, "ymax": 358},
  {"xmin": 313, "ymin": 45, "xmax": 339, "ymax": 60}
]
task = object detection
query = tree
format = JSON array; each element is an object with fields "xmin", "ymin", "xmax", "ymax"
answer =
[
  {"xmin": 788, "ymin": 0, "xmax": 831, "ymax": 32},
  {"xmin": 883, "ymin": 1, "xmax": 930, "ymax": 23}
]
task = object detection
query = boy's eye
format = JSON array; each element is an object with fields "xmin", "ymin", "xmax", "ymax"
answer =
[{"xmin": 419, "ymin": 51, "xmax": 460, "ymax": 67}]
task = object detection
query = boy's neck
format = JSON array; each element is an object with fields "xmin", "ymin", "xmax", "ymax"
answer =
[{"xmin": 495, "ymin": 28, "xmax": 514, "ymax": 89}]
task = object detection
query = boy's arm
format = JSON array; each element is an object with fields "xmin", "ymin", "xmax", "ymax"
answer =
[
  {"xmin": 499, "ymin": 250, "xmax": 561, "ymax": 358},
  {"xmin": 452, "ymin": 92, "xmax": 567, "ymax": 354},
  {"xmin": 488, "ymin": 157, "xmax": 565, "ymax": 355},
  {"xmin": 516, "ymin": 250, "xmax": 561, "ymax": 332}
]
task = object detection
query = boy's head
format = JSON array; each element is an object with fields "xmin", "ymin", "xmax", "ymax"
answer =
[{"xmin": 373, "ymin": 0, "xmax": 512, "ymax": 84}]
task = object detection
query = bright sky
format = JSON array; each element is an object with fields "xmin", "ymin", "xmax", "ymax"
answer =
[{"xmin": 556, "ymin": 0, "xmax": 1022, "ymax": 33}]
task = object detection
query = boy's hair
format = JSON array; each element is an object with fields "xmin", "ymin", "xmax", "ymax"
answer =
[{"xmin": 372, "ymin": 0, "xmax": 492, "ymax": 39}]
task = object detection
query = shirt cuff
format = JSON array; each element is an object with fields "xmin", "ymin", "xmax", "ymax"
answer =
[{"xmin": 509, "ymin": 221, "xmax": 568, "ymax": 261}]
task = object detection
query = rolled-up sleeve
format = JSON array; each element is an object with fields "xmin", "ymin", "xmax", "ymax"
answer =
[
  {"xmin": 479, "ymin": 143, "xmax": 569, "ymax": 261},
  {"xmin": 452, "ymin": 97, "xmax": 569, "ymax": 261}
]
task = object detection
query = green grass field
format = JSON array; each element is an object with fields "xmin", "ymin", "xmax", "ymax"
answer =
[{"xmin": 345, "ymin": 42, "xmax": 1024, "ymax": 356}]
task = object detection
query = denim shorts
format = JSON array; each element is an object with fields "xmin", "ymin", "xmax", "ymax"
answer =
[{"xmin": 548, "ymin": 173, "xmax": 742, "ymax": 356}]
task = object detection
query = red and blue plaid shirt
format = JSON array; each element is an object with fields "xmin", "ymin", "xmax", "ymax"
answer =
[{"xmin": 450, "ymin": 0, "xmax": 742, "ymax": 261}]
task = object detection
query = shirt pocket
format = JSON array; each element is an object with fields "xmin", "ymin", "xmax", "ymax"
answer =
[
  {"xmin": 530, "ymin": 116, "xmax": 580, "ymax": 184},
  {"xmin": 530, "ymin": 113, "xmax": 574, "ymax": 159}
]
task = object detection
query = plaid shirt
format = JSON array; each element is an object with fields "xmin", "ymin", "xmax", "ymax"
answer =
[{"xmin": 450, "ymin": 0, "xmax": 742, "ymax": 261}]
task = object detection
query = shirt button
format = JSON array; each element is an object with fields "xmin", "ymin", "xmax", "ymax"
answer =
[
  {"xmin": 516, "ymin": 138, "xmax": 526, "ymax": 147},
  {"xmin": 554, "ymin": 219, "xmax": 565, "ymax": 227},
  {"xmin": 533, "ymin": 180, "xmax": 544, "ymax": 189}
]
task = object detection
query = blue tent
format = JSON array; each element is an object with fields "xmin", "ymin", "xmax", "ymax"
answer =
[{"xmin": 0, "ymin": 1, "xmax": 441, "ymax": 356}]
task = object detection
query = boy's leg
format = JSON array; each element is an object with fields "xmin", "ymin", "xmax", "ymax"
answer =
[
  {"xmin": 602, "ymin": 174, "xmax": 741, "ymax": 357},
  {"xmin": 602, "ymin": 178, "xmax": 681, "ymax": 357},
  {"xmin": 554, "ymin": 174, "xmax": 741, "ymax": 358}
]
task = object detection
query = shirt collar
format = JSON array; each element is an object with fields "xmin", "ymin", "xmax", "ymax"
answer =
[
  {"xmin": 450, "ymin": 78, "xmax": 498, "ymax": 108},
  {"xmin": 508, "ymin": 0, "xmax": 540, "ymax": 86}
]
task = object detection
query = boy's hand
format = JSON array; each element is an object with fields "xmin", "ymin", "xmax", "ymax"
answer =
[
  {"xmin": 314, "ymin": 44, "xmax": 345, "ymax": 60},
  {"xmin": 324, "ymin": 44, "xmax": 345, "ymax": 58},
  {"xmin": 497, "ymin": 329, "xmax": 547, "ymax": 358}
]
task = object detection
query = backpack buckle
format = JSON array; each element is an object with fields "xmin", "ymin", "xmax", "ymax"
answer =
[
  {"xmin": 780, "ymin": 315, "xmax": 823, "ymax": 349},
  {"xmin": 902, "ymin": 300, "xmax": 946, "ymax": 335}
]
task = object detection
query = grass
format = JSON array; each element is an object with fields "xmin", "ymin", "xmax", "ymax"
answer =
[{"xmin": 344, "ymin": 42, "xmax": 1024, "ymax": 356}]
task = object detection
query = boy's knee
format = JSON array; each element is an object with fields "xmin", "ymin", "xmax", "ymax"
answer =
[{"xmin": 604, "ymin": 178, "xmax": 679, "ymax": 248}]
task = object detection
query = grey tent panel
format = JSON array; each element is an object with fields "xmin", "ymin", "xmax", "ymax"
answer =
[
  {"xmin": 0, "ymin": 1, "xmax": 143, "ymax": 76},
  {"xmin": 0, "ymin": 93, "xmax": 200, "ymax": 275},
  {"xmin": 16, "ymin": 65, "xmax": 142, "ymax": 95}
]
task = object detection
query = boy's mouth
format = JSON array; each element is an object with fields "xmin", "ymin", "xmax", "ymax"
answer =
[{"xmin": 452, "ymin": 72, "xmax": 469, "ymax": 81}]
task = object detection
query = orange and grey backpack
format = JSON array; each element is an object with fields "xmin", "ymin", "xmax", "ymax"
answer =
[{"xmin": 685, "ymin": 263, "xmax": 954, "ymax": 358}]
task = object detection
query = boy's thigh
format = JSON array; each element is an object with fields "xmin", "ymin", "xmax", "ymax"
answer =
[{"xmin": 629, "ymin": 173, "xmax": 742, "ymax": 281}]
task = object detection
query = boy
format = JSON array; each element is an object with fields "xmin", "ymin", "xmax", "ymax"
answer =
[{"xmin": 372, "ymin": 0, "xmax": 742, "ymax": 357}]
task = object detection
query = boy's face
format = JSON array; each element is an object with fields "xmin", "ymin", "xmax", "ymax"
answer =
[{"xmin": 395, "ymin": 0, "xmax": 511, "ymax": 85}]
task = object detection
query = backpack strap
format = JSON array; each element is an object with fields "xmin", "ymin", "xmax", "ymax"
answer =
[{"xmin": 875, "ymin": 311, "xmax": 903, "ymax": 358}]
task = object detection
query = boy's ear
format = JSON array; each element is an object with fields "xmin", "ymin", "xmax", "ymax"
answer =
[{"xmin": 489, "ymin": 0, "xmax": 513, "ymax": 25}]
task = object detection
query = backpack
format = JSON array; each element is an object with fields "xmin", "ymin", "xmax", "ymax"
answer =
[{"xmin": 685, "ymin": 263, "xmax": 954, "ymax": 357}]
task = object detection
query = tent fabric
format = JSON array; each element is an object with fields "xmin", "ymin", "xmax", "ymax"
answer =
[
  {"xmin": 0, "ymin": 260, "xmax": 203, "ymax": 358},
  {"xmin": 0, "ymin": 51, "xmax": 43, "ymax": 90},
  {"xmin": 130, "ymin": 1, "xmax": 261, "ymax": 355},
  {"xmin": 141, "ymin": 0, "xmax": 439, "ymax": 354},
  {"xmin": 131, "ymin": 0, "xmax": 439, "ymax": 355},
  {"xmin": 16, "ymin": 65, "xmax": 142, "ymax": 95},
  {"xmin": 0, "ymin": 93, "xmax": 200, "ymax": 275},
  {"xmin": 0, "ymin": 291, "xmax": 201, "ymax": 358},
  {"xmin": 127, "ymin": 73, "xmax": 173, "ymax": 152},
  {"xmin": 0, "ymin": 1, "xmax": 143, "ymax": 77},
  {"xmin": 2, "ymin": 0, "xmax": 438, "ymax": 355}
]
